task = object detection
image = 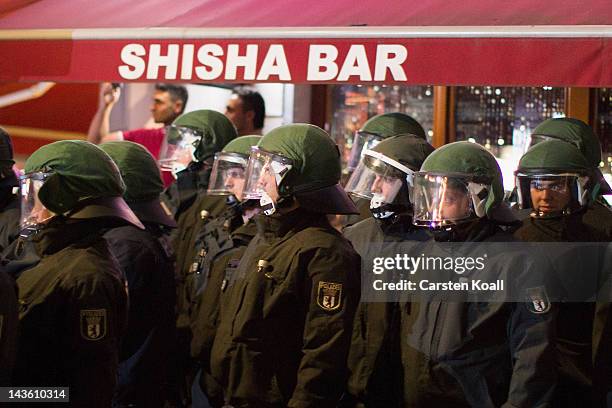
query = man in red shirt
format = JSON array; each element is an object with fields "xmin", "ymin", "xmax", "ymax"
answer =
[{"xmin": 87, "ymin": 83, "xmax": 188, "ymax": 186}]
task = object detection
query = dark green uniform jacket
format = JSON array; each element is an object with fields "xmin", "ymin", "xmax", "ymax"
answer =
[
  {"xmin": 210, "ymin": 208, "xmax": 361, "ymax": 407},
  {"xmin": 170, "ymin": 193, "xmax": 231, "ymax": 407},
  {"xmin": 173, "ymin": 194, "xmax": 228, "ymax": 332},
  {"xmin": 0, "ymin": 267, "xmax": 18, "ymax": 385},
  {"xmin": 400, "ymin": 219, "xmax": 557, "ymax": 408},
  {"xmin": 342, "ymin": 197, "xmax": 372, "ymax": 229},
  {"xmin": 191, "ymin": 218, "xmax": 258, "ymax": 407},
  {"xmin": 342, "ymin": 215, "xmax": 430, "ymax": 407},
  {"xmin": 514, "ymin": 212, "xmax": 612, "ymax": 407},
  {"xmin": 576, "ymin": 199, "xmax": 612, "ymax": 239},
  {"xmin": 104, "ymin": 220, "xmax": 176, "ymax": 408},
  {"xmin": 0, "ymin": 181, "xmax": 19, "ymax": 253},
  {"xmin": 187, "ymin": 199, "xmax": 244, "ymax": 328},
  {"xmin": 12, "ymin": 218, "xmax": 128, "ymax": 408}
]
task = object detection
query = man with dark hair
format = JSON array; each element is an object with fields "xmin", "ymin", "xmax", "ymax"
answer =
[
  {"xmin": 87, "ymin": 82, "xmax": 188, "ymax": 161},
  {"xmin": 224, "ymin": 87, "xmax": 265, "ymax": 136}
]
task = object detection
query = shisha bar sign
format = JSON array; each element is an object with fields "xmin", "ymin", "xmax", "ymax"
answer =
[{"xmin": 117, "ymin": 41, "xmax": 408, "ymax": 83}]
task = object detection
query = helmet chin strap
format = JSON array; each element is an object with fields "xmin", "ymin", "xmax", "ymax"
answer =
[
  {"xmin": 260, "ymin": 192, "xmax": 276, "ymax": 216},
  {"xmin": 467, "ymin": 182, "xmax": 489, "ymax": 218},
  {"xmin": 370, "ymin": 194, "xmax": 408, "ymax": 219}
]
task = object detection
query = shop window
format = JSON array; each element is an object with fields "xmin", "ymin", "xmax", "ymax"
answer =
[
  {"xmin": 454, "ymin": 86, "xmax": 566, "ymax": 192},
  {"xmin": 329, "ymin": 85, "xmax": 434, "ymax": 174},
  {"xmin": 594, "ymin": 88, "xmax": 612, "ymax": 202}
]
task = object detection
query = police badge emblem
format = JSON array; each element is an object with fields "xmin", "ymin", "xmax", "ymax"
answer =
[
  {"xmin": 526, "ymin": 287, "xmax": 551, "ymax": 314},
  {"xmin": 317, "ymin": 281, "xmax": 343, "ymax": 311},
  {"xmin": 80, "ymin": 309, "xmax": 107, "ymax": 341}
]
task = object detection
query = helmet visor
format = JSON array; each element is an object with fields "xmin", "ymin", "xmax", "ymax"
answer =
[
  {"xmin": 243, "ymin": 147, "xmax": 293, "ymax": 201},
  {"xmin": 207, "ymin": 152, "xmax": 249, "ymax": 200},
  {"xmin": 515, "ymin": 172, "xmax": 587, "ymax": 217},
  {"xmin": 345, "ymin": 149, "xmax": 412, "ymax": 205},
  {"xmin": 412, "ymin": 173, "xmax": 482, "ymax": 228},
  {"xmin": 19, "ymin": 171, "xmax": 53, "ymax": 229},
  {"xmin": 347, "ymin": 131, "xmax": 384, "ymax": 172},
  {"xmin": 159, "ymin": 125, "xmax": 203, "ymax": 173}
]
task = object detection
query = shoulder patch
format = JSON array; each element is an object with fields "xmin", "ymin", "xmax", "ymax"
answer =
[
  {"xmin": 80, "ymin": 309, "xmax": 107, "ymax": 341},
  {"xmin": 525, "ymin": 286, "xmax": 551, "ymax": 314},
  {"xmin": 317, "ymin": 281, "xmax": 343, "ymax": 312}
]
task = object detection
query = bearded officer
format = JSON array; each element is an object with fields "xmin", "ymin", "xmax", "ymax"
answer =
[
  {"xmin": 12, "ymin": 140, "xmax": 139, "ymax": 407},
  {"xmin": 209, "ymin": 124, "xmax": 361, "ymax": 407}
]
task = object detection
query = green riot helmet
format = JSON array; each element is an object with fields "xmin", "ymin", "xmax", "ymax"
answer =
[
  {"xmin": 412, "ymin": 141, "xmax": 505, "ymax": 229},
  {"xmin": 207, "ymin": 135, "xmax": 261, "ymax": 201},
  {"xmin": 529, "ymin": 117, "xmax": 611, "ymax": 195},
  {"xmin": 21, "ymin": 140, "xmax": 143, "ymax": 234},
  {"xmin": 516, "ymin": 139, "xmax": 590, "ymax": 219},
  {"xmin": 243, "ymin": 124, "xmax": 358, "ymax": 216},
  {"xmin": 345, "ymin": 134, "xmax": 434, "ymax": 219},
  {"xmin": 159, "ymin": 110, "xmax": 238, "ymax": 176},
  {"xmin": 100, "ymin": 141, "xmax": 176, "ymax": 228},
  {"xmin": 347, "ymin": 112, "xmax": 426, "ymax": 171}
]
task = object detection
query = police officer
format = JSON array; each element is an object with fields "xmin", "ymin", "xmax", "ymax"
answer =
[
  {"xmin": 341, "ymin": 134, "xmax": 434, "ymax": 406},
  {"xmin": 12, "ymin": 140, "xmax": 138, "ymax": 407},
  {"xmin": 513, "ymin": 140, "xmax": 611, "ymax": 406},
  {"xmin": 189, "ymin": 135, "xmax": 261, "ymax": 407},
  {"xmin": 162, "ymin": 110, "xmax": 237, "ymax": 406},
  {"xmin": 0, "ymin": 127, "xmax": 19, "ymax": 253},
  {"xmin": 345, "ymin": 113, "xmax": 427, "ymax": 226},
  {"xmin": 0, "ymin": 266, "xmax": 18, "ymax": 385},
  {"xmin": 527, "ymin": 117, "xmax": 612, "ymax": 237},
  {"xmin": 209, "ymin": 124, "xmax": 361, "ymax": 407},
  {"xmin": 99, "ymin": 141, "xmax": 177, "ymax": 407},
  {"xmin": 402, "ymin": 141, "xmax": 557, "ymax": 406},
  {"xmin": 160, "ymin": 109, "xmax": 238, "ymax": 219},
  {"xmin": 188, "ymin": 135, "xmax": 262, "ymax": 326}
]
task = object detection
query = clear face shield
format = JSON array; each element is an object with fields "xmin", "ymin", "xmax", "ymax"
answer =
[
  {"xmin": 515, "ymin": 172, "xmax": 588, "ymax": 218},
  {"xmin": 243, "ymin": 147, "xmax": 293, "ymax": 215},
  {"xmin": 347, "ymin": 131, "xmax": 384, "ymax": 172},
  {"xmin": 19, "ymin": 171, "xmax": 54, "ymax": 233},
  {"xmin": 412, "ymin": 173, "xmax": 491, "ymax": 229},
  {"xmin": 207, "ymin": 152, "xmax": 248, "ymax": 200},
  {"xmin": 344, "ymin": 149, "xmax": 413, "ymax": 218},
  {"xmin": 158, "ymin": 125, "xmax": 203, "ymax": 176}
]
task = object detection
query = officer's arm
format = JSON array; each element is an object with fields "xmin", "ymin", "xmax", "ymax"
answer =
[
  {"xmin": 288, "ymin": 247, "xmax": 361, "ymax": 408},
  {"xmin": 64, "ymin": 270, "xmax": 128, "ymax": 408},
  {"xmin": 504, "ymin": 255, "xmax": 557, "ymax": 408}
]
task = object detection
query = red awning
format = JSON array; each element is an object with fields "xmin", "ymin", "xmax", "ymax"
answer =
[{"xmin": 0, "ymin": 0, "xmax": 610, "ymax": 86}]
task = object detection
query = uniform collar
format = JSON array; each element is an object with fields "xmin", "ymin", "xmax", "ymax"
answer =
[
  {"xmin": 432, "ymin": 218, "xmax": 500, "ymax": 242},
  {"xmin": 527, "ymin": 210, "xmax": 586, "ymax": 241},
  {"xmin": 255, "ymin": 207, "xmax": 329, "ymax": 238},
  {"xmin": 32, "ymin": 217, "xmax": 125, "ymax": 256}
]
